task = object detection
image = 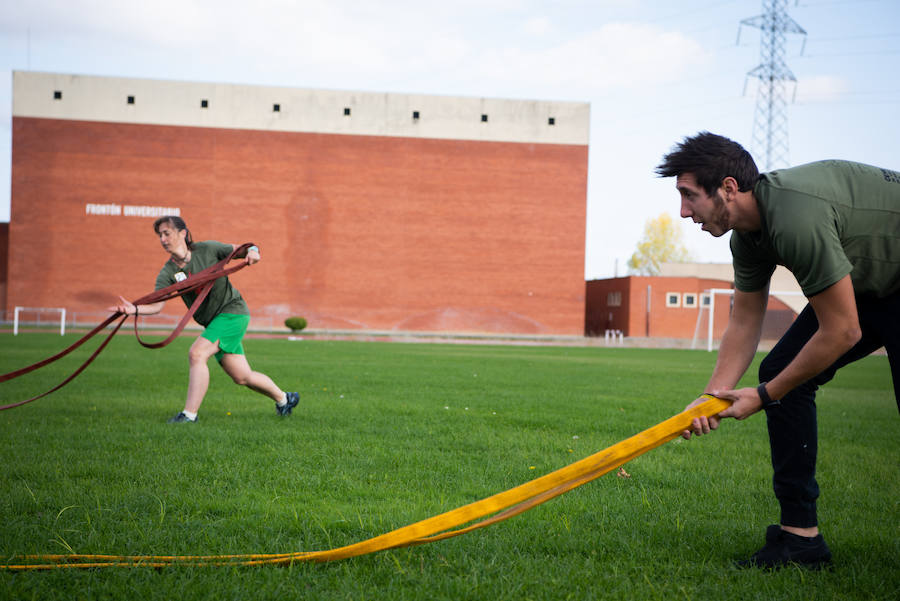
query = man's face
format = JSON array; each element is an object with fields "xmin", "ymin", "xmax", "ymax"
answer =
[{"xmin": 676, "ymin": 173, "xmax": 730, "ymax": 237}]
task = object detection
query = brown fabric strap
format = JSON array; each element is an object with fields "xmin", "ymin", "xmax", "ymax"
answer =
[
  {"xmin": 131, "ymin": 276, "xmax": 215, "ymax": 349},
  {"xmin": 0, "ymin": 315, "xmax": 128, "ymax": 410},
  {"xmin": 0, "ymin": 243, "xmax": 254, "ymax": 410}
]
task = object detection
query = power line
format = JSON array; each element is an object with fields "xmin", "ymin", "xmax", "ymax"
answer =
[
  {"xmin": 638, "ymin": 0, "xmax": 746, "ymax": 26},
  {"xmin": 809, "ymin": 32, "xmax": 900, "ymax": 42},
  {"xmin": 799, "ymin": 48, "xmax": 900, "ymax": 57},
  {"xmin": 796, "ymin": 0, "xmax": 889, "ymax": 6}
]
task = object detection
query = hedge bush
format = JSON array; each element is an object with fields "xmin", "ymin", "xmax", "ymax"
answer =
[{"xmin": 284, "ymin": 316, "xmax": 308, "ymax": 332}]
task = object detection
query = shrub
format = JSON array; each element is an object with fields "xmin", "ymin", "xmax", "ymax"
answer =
[{"xmin": 284, "ymin": 316, "xmax": 308, "ymax": 332}]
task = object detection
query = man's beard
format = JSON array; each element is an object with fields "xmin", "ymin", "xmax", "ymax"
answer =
[{"xmin": 707, "ymin": 189, "xmax": 731, "ymax": 236}]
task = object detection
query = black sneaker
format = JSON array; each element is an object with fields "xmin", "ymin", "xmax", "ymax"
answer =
[
  {"xmin": 167, "ymin": 411, "xmax": 197, "ymax": 423},
  {"xmin": 276, "ymin": 392, "xmax": 300, "ymax": 417},
  {"xmin": 736, "ymin": 525, "xmax": 832, "ymax": 570}
]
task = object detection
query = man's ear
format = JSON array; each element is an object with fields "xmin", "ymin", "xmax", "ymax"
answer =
[{"xmin": 721, "ymin": 176, "xmax": 740, "ymax": 201}]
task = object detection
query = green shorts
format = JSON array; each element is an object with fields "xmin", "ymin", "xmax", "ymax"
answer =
[{"xmin": 201, "ymin": 313, "xmax": 250, "ymax": 363}]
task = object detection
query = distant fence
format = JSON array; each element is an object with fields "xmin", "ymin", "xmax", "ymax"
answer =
[{"xmin": 1, "ymin": 309, "xmax": 291, "ymax": 333}]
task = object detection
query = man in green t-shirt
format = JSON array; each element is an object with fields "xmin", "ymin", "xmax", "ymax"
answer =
[
  {"xmin": 655, "ymin": 132, "xmax": 899, "ymax": 569},
  {"xmin": 109, "ymin": 216, "xmax": 299, "ymax": 423}
]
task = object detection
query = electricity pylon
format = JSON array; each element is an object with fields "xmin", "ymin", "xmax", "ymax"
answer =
[{"xmin": 738, "ymin": 0, "xmax": 806, "ymax": 170}]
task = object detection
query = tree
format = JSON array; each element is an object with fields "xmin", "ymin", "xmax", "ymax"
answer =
[{"xmin": 627, "ymin": 212, "xmax": 692, "ymax": 276}]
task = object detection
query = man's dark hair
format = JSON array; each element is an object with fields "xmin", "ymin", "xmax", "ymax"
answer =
[
  {"xmin": 153, "ymin": 215, "xmax": 194, "ymax": 249},
  {"xmin": 655, "ymin": 132, "xmax": 759, "ymax": 195}
]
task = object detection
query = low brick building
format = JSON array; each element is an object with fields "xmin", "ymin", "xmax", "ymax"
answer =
[{"xmin": 585, "ymin": 264, "xmax": 802, "ymax": 343}]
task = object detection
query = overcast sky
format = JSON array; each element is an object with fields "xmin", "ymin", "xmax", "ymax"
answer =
[{"xmin": 2, "ymin": 0, "xmax": 898, "ymax": 278}]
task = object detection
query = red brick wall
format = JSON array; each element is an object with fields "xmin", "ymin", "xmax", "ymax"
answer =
[
  {"xmin": 584, "ymin": 277, "xmax": 630, "ymax": 335},
  {"xmin": 9, "ymin": 117, "xmax": 588, "ymax": 334},
  {"xmin": 0, "ymin": 222, "xmax": 8, "ymax": 311},
  {"xmin": 637, "ymin": 277, "xmax": 734, "ymax": 339}
]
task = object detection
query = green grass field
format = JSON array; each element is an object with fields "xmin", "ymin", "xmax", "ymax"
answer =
[{"xmin": 1, "ymin": 332, "xmax": 898, "ymax": 600}]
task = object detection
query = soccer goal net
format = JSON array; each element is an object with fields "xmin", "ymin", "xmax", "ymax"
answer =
[
  {"xmin": 13, "ymin": 306, "xmax": 67, "ymax": 336},
  {"xmin": 691, "ymin": 289, "xmax": 806, "ymax": 352}
]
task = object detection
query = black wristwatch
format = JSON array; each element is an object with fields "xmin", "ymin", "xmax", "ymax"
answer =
[{"xmin": 757, "ymin": 382, "xmax": 781, "ymax": 409}]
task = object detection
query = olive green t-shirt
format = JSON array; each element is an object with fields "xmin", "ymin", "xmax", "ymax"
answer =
[
  {"xmin": 731, "ymin": 160, "xmax": 900, "ymax": 298},
  {"xmin": 155, "ymin": 241, "xmax": 250, "ymax": 326}
]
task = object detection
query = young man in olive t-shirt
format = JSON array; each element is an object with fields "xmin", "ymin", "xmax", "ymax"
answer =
[{"xmin": 655, "ymin": 132, "xmax": 900, "ymax": 569}]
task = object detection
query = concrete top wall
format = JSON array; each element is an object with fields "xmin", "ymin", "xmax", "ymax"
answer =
[{"xmin": 13, "ymin": 71, "xmax": 590, "ymax": 146}]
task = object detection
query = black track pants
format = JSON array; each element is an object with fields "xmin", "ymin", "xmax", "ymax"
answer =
[{"xmin": 757, "ymin": 291, "xmax": 900, "ymax": 527}]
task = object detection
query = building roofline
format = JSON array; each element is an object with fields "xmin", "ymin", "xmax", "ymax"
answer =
[{"xmin": 13, "ymin": 71, "xmax": 591, "ymax": 146}]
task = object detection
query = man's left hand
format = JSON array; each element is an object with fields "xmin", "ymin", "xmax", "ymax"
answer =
[{"xmin": 712, "ymin": 387, "xmax": 763, "ymax": 420}]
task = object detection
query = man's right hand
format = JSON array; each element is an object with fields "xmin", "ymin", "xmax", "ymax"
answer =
[{"xmin": 681, "ymin": 395, "xmax": 722, "ymax": 440}]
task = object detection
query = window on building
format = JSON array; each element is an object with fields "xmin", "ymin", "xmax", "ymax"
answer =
[
  {"xmin": 53, "ymin": 90, "xmax": 62, "ymax": 100},
  {"xmin": 273, "ymin": 103, "xmax": 280, "ymax": 112},
  {"xmin": 343, "ymin": 107, "xmax": 351, "ymax": 116},
  {"xmin": 127, "ymin": 95, "xmax": 135, "ymax": 105},
  {"xmin": 201, "ymin": 99, "xmax": 209, "ymax": 108},
  {"xmin": 607, "ymin": 291, "xmax": 622, "ymax": 307},
  {"xmin": 548, "ymin": 117, "xmax": 555, "ymax": 125},
  {"xmin": 481, "ymin": 114, "xmax": 488, "ymax": 122},
  {"xmin": 701, "ymin": 293, "xmax": 711, "ymax": 307},
  {"xmin": 412, "ymin": 110, "xmax": 420, "ymax": 120},
  {"xmin": 666, "ymin": 292, "xmax": 681, "ymax": 307},
  {"xmin": 683, "ymin": 293, "xmax": 697, "ymax": 308}
]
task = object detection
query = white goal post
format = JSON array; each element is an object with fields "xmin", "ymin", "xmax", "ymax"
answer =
[
  {"xmin": 13, "ymin": 306, "xmax": 67, "ymax": 336},
  {"xmin": 691, "ymin": 289, "xmax": 806, "ymax": 352}
]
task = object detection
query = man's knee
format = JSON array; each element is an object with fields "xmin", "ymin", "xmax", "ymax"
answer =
[{"xmin": 758, "ymin": 352, "xmax": 782, "ymax": 384}]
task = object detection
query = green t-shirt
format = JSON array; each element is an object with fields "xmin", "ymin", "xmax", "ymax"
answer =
[
  {"xmin": 732, "ymin": 160, "xmax": 900, "ymax": 298},
  {"xmin": 155, "ymin": 241, "xmax": 250, "ymax": 326}
]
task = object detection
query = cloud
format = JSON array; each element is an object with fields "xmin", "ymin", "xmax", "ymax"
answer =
[
  {"xmin": 523, "ymin": 16, "xmax": 553, "ymax": 37},
  {"xmin": 464, "ymin": 22, "xmax": 710, "ymax": 98},
  {"xmin": 795, "ymin": 74, "xmax": 849, "ymax": 103},
  {"xmin": 3, "ymin": 3, "xmax": 708, "ymax": 86}
]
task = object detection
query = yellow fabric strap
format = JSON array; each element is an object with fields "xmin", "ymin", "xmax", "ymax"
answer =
[{"xmin": 5, "ymin": 396, "xmax": 730, "ymax": 570}]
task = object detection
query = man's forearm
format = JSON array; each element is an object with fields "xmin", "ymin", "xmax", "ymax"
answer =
[
  {"xmin": 705, "ymin": 318, "xmax": 762, "ymax": 392},
  {"xmin": 764, "ymin": 275, "xmax": 862, "ymax": 401},
  {"xmin": 764, "ymin": 328, "xmax": 858, "ymax": 401}
]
